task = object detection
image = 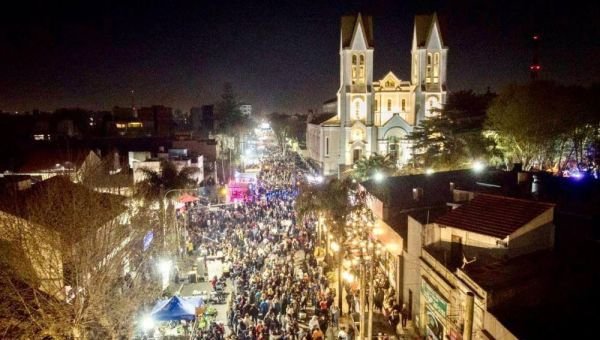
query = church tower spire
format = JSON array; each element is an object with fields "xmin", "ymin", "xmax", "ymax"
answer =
[{"xmin": 411, "ymin": 12, "xmax": 448, "ymax": 123}]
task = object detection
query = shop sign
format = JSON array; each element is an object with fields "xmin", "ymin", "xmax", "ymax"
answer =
[
  {"xmin": 449, "ymin": 329, "xmax": 462, "ymax": 340},
  {"xmin": 421, "ymin": 281, "xmax": 448, "ymax": 316},
  {"xmin": 426, "ymin": 307, "xmax": 444, "ymax": 340},
  {"xmin": 143, "ymin": 231, "xmax": 154, "ymax": 251}
]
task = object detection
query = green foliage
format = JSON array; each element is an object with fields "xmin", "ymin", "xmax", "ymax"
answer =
[
  {"xmin": 216, "ymin": 82, "xmax": 243, "ymax": 134},
  {"xmin": 135, "ymin": 160, "xmax": 199, "ymax": 203},
  {"xmin": 351, "ymin": 153, "xmax": 396, "ymax": 181},
  {"xmin": 406, "ymin": 90, "xmax": 495, "ymax": 170},
  {"xmin": 295, "ymin": 178, "xmax": 364, "ymax": 242},
  {"xmin": 485, "ymin": 81, "xmax": 599, "ymax": 171}
]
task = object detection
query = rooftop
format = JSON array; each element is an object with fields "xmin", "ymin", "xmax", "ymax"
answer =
[
  {"xmin": 0, "ymin": 176, "xmax": 126, "ymax": 243},
  {"xmin": 434, "ymin": 194, "xmax": 554, "ymax": 239}
]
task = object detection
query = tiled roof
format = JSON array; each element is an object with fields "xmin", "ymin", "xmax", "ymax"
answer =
[
  {"xmin": 341, "ymin": 13, "xmax": 374, "ymax": 48},
  {"xmin": 19, "ymin": 148, "xmax": 92, "ymax": 172},
  {"xmin": 435, "ymin": 194, "xmax": 554, "ymax": 238}
]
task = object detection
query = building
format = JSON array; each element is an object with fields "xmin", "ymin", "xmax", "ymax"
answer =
[
  {"xmin": 414, "ymin": 194, "xmax": 555, "ymax": 340},
  {"xmin": 138, "ymin": 105, "xmax": 174, "ymax": 137},
  {"xmin": 307, "ymin": 13, "xmax": 447, "ymax": 176},
  {"xmin": 131, "ymin": 149, "xmax": 204, "ymax": 185},
  {"xmin": 239, "ymin": 103, "xmax": 252, "ymax": 116},
  {"xmin": 0, "ymin": 176, "xmax": 129, "ymax": 299}
]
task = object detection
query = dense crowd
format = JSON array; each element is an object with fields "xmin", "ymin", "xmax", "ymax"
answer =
[{"xmin": 186, "ymin": 151, "xmax": 350, "ymax": 340}]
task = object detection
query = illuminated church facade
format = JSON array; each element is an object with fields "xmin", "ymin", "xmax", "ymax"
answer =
[{"xmin": 307, "ymin": 13, "xmax": 448, "ymax": 176}]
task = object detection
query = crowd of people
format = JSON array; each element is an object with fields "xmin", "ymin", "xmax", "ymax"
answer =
[{"xmin": 184, "ymin": 150, "xmax": 350, "ymax": 340}]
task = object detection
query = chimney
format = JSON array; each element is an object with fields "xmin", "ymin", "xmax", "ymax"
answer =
[
  {"xmin": 531, "ymin": 174, "xmax": 540, "ymax": 196},
  {"xmin": 412, "ymin": 187, "xmax": 423, "ymax": 201}
]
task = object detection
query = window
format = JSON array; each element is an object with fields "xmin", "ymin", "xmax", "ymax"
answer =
[
  {"xmin": 386, "ymin": 81, "xmax": 394, "ymax": 88},
  {"xmin": 358, "ymin": 54, "xmax": 365, "ymax": 80},
  {"xmin": 401, "ymin": 99, "xmax": 406, "ymax": 112},
  {"xmin": 325, "ymin": 137, "xmax": 329, "ymax": 156},
  {"xmin": 352, "ymin": 54, "xmax": 357, "ymax": 81},
  {"xmin": 389, "ymin": 140, "xmax": 398, "ymax": 160},
  {"xmin": 426, "ymin": 53, "xmax": 433, "ymax": 83},
  {"xmin": 433, "ymin": 53, "xmax": 440, "ymax": 83},
  {"xmin": 413, "ymin": 55, "xmax": 418, "ymax": 83},
  {"xmin": 374, "ymin": 99, "xmax": 378, "ymax": 111},
  {"xmin": 387, "ymin": 99, "xmax": 392, "ymax": 112},
  {"xmin": 354, "ymin": 101, "xmax": 361, "ymax": 120}
]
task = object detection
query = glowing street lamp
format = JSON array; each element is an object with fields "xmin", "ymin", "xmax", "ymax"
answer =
[
  {"xmin": 141, "ymin": 315, "xmax": 155, "ymax": 331},
  {"xmin": 158, "ymin": 259, "xmax": 172, "ymax": 290},
  {"xmin": 425, "ymin": 168, "xmax": 434, "ymax": 175},
  {"xmin": 373, "ymin": 172, "xmax": 385, "ymax": 182},
  {"xmin": 473, "ymin": 160, "xmax": 485, "ymax": 173},
  {"xmin": 330, "ymin": 241, "xmax": 340, "ymax": 252}
]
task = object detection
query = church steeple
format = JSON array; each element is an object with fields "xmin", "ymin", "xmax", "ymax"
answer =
[
  {"xmin": 338, "ymin": 13, "xmax": 374, "ymax": 125},
  {"xmin": 411, "ymin": 13, "xmax": 448, "ymax": 122}
]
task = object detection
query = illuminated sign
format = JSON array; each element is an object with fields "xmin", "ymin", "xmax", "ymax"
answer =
[{"xmin": 421, "ymin": 281, "xmax": 447, "ymax": 316}]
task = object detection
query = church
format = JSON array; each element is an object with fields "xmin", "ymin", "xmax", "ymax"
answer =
[{"xmin": 307, "ymin": 13, "xmax": 448, "ymax": 176}]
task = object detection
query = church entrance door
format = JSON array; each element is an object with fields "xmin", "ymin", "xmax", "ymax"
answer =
[{"xmin": 353, "ymin": 149, "xmax": 362, "ymax": 163}]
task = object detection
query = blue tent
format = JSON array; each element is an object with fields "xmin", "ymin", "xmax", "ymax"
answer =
[{"xmin": 151, "ymin": 296, "xmax": 204, "ymax": 321}]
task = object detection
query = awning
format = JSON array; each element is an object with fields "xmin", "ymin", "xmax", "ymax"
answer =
[{"xmin": 178, "ymin": 194, "xmax": 199, "ymax": 203}]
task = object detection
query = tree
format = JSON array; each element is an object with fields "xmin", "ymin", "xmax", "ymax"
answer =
[
  {"xmin": 406, "ymin": 90, "xmax": 496, "ymax": 170},
  {"xmin": 484, "ymin": 81, "xmax": 599, "ymax": 171},
  {"xmin": 406, "ymin": 114, "xmax": 468, "ymax": 169},
  {"xmin": 351, "ymin": 153, "xmax": 396, "ymax": 181},
  {"xmin": 0, "ymin": 176, "xmax": 160, "ymax": 339},
  {"xmin": 135, "ymin": 160, "xmax": 199, "ymax": 251},
  {"xmin": 295, "ymin": 178, "xmax": 368, "ymax": 310},
  {"xmin": 216, "ymin": 82, "xmax": 243, "ymax": 135}
]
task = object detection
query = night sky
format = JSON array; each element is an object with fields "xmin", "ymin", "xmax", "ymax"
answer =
[{"xmin": 0, "ymin": 0, "xmax": 598, "ymax": 114}]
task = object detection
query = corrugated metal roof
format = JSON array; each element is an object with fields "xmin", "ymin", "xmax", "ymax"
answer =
[{"xmin": 435, "ymin": 194, "xmax": 554, "ymax": 238}]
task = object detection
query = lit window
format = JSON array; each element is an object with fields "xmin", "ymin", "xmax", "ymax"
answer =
[
  {"xmin": 433, "ymin": 52, "xmax": 440, "ymax": 83},
  {"xmin": 358, "ymin": 54, "xmax": 365, "ymax": 80},
  {"xmin": 352, "ymin": 54, "xmax": 357, "ymax": 81},
  {"xmin": 401, "ymin": 99, "xmax": 406, "ymax": 112},
  {"xmin": 355, "ymin": 101, "xmax": 360, "ymax": 119},
  {"xmin": 426, "ymin": 53, "xmax": 433, "ymax": 83},
  {"xmin": 387, "ymin": 99, "xmax": 392, "ymax": 112},
  {"xmin": 413, "ymin": 55, "xmax": 418, "ymax": 83},
  {"xmin": 374, "ymin": 99, "xmax": 378, "ymax": 111}
]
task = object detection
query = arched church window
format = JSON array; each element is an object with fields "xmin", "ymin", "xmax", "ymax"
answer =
[
  {"xmin": 433, "ymin": 53, "xmax": 440, "ymax": 83},
  {"xmin": 352, "ymin": 54, "xmax": 357, "ymax": 81},
  {"xmin": 387, "ymin": 99, "xmax": 392, "ymax": 112},
  {"xmin": 413, "ymin": 55, "xmax": 419, "ymax": 83},
  {"xmin": 358, "ymin": 54, "xmax": 365, "ymax": 80},
  {"xmin": 388, "ymin": 136, "xmax": 399, "ymax": 161},
  {"xmin": 426, "ymin": 53, "xmax": 433, "ymax": 83}
]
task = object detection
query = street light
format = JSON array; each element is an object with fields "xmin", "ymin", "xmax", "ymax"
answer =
[
  {"xmin": 472, "ymin": 160, "xmax": 485, "ymax": 173},
  {"xmin": 141, "ymin": 315, "xmax": 155, "ymax": 331},
  {"xmin": 158, "ymin": 259, "xmax": 172, "ymax": 290},
  {"xmin": 373, "ymin": 172, "xmax": 385, "ymax": 182}
]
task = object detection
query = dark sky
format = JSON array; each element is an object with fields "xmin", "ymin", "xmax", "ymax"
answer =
[{"xmin": 0, "ymin": 0, "xmax": 598, "ymax": 114}]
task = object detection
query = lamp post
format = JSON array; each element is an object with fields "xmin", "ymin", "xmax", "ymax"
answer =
[{"xmin": 162, "ymin": 188, "xmax": 201, "ymax": 257}]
